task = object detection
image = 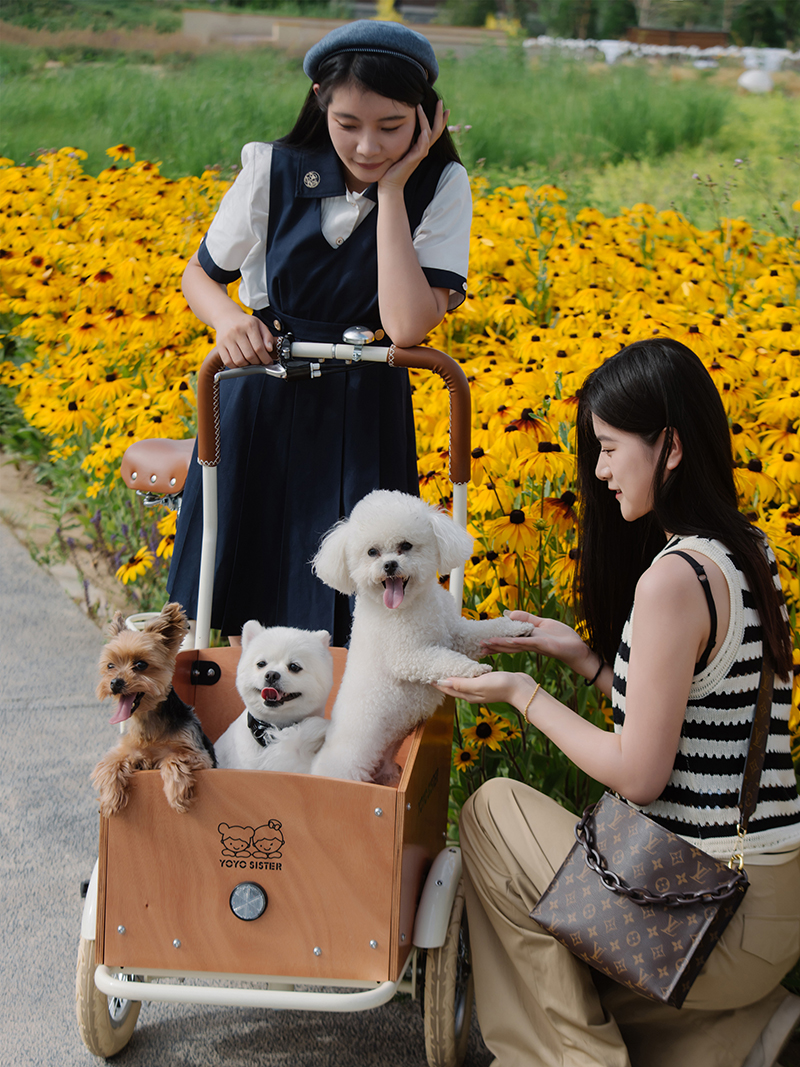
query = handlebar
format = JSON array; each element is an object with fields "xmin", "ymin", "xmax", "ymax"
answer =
[{"xmin": 195, "ymin": 342, "xmax": 472, "ymax": 486}]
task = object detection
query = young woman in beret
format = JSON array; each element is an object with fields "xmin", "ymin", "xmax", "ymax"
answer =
[{"xmin": 168, "ymin": 21, "xmax": 471, "ymax": 644}]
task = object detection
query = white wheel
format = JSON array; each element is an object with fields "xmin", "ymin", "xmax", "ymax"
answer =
[
  {"xmin": 76, "ymin": 937, "xmax": 140, "ymax": 1057},
  {"xmin": 420, "ymin": 880, "xmax": 475, "ymax": 1067}
]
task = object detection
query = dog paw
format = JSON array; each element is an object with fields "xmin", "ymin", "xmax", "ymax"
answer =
[
  {"xmin": 98, "ymin": 789, "xmax": 127, "ymax": 818},
  {"xmin": 161, "ymin": 764, "xmax": 196, "ymax": 813},
  {"xmin": 497, "ymin": 618, "xmax": 535, "ymax": 637},
  {"xmin": 463, "ymin": 661, "xmax": 493, "ymax": 677},
  {"xmin": 165, "ymin": 782, "xmax": 194, "ymax": 814}
]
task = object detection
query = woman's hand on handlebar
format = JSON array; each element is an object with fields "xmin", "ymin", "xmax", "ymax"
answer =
[
  {"xmin": 480, "ymin": 611, "xmax": 598, "ymax": 678},
  {"xmin": 214, "ymin": 309, "xmax": 275, "ymax": 368}
]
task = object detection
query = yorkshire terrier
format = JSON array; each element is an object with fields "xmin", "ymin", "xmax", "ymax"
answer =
[{"xmin": 92, "ymin": 603, "xmax": 216, "ymax": 817}]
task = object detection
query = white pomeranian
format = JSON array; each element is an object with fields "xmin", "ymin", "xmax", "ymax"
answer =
[
  {"xmin": 310, "ymin": 490, "xmax": 534, "ymax": 785},
  {"xmin": 214, "ymin": 623, "xmax": 333, "ymax": 773}
]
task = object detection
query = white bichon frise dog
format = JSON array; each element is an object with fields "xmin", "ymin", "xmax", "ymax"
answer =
[
  {"xmin": 214, "ymin": 623, "xmax": 333, "ymax": 773},
  {"xmin": 309, "ymin": 490, "xmax": 535, "ymax": 784}
]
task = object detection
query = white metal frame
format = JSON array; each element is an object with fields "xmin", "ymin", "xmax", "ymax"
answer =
[
  {"xmin": 81, "ymin": 843, "xmax": 464, "ymax": 1013},
  {"xmin": 94, "ymin": 953, "xmax": 415, "ymax": 1013}
]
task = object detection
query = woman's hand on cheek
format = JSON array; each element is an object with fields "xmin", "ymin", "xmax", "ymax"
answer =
[
  {"xmin": 434, "ymin": 670, "xmax": 529, "ymax": 709},
  {"xmin": 215, "ymin": 310, "xmax": 275, "ymax": 368},
  {"xmin": 379, "ymin": 100, "xmax": 449, "ymax": 192}
]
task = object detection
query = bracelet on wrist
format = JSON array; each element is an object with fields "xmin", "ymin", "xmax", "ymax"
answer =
[
  {"xmin": 523, "ymin": 682, "xmax": 541, "ymax": 720},
  {"xmin": 584, "ymin": 655, "xmax": 605, "ymax": 687}
]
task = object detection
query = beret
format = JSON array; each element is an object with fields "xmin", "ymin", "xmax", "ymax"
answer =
[{"xmin": 303, "ymin": 20, "xmax": 439, "ymax": 84}]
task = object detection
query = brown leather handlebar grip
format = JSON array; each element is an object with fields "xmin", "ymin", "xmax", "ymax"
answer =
[
  {"xmin": 196, "ymin": 348, "xmax": 225, "ymax": 466},
  {"xmin": 389, "ymin": 346, "xmax": 471, "ymax": 485},
  {"xmin": 194, "ymin": 345, "xmax": 471, "ymax": 484}
]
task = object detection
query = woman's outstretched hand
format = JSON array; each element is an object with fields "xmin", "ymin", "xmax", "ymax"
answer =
[
  {"xmin": 379, "ymin": 100, "xmax": 449, "ymax": 192},
  {"xmin": 480, "ymin": 611, "xmax": 598, "ymax": 679},
  {"xmin": 434, "ymin": 670, "xmax": 534, "ymax": 710}
]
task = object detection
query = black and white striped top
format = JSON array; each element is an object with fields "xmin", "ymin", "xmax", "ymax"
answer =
[{"xmin": 612, "ymin": 534, "xmax": 800, "ymax": 860}]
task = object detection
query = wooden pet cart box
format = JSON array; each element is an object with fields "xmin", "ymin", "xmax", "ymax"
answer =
[{"xmin": 95, "ymin": 645, "xmax": 454, "ymax": 984}]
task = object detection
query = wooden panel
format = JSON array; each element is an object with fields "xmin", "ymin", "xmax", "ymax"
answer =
[
  {"xmin": 101, "ymin": 769, "xmax": 397, "ymax": 981},
  {"xmin": 173, "ymin": 647, "xmax": 242, "ymax": 744}
]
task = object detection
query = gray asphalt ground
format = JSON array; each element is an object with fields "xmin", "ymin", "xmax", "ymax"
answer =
[{"xmin": 0, "ymin": 520, "xmax": 492, "ymax": 1067}]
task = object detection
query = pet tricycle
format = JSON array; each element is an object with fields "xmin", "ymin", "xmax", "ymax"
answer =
[{"xmin": 76, "ymin": 334, "xmax": 476, "ymax": 1066}]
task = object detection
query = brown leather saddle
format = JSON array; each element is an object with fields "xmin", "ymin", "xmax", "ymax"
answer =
[{"xmin": 120, "ymin": 438, "xmax": 195, "ymax": 501}]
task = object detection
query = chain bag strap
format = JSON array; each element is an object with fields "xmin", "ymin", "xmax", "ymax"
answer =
[{"xmin": 530, "ymin": 660, "xmax": 774, "ymax": 1008}]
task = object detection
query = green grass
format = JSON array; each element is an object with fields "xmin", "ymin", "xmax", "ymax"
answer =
[
  {"xmin": 0, "ymin": 38, "xmax": 797, "ymax": 233},
  {"xmin": 0, "ymin": 0, "xmax": 184, "ymax": 34},
  {"xmin": 440, "ymin": 46, "xmax": 730, "ymax": 172},
  {"xmin": 479, "ymin": 88, "xmax": 800, "ymax": 236},
  {"xmin": 0, "ymin": 48, "xmax": 310, "ymax": 176},
  {"xmin": 1, "ymin": 42, "xmax": 731, "ymax": 171}
]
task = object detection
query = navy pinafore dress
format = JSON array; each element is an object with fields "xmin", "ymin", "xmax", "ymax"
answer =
[{"xmin": 168, "ymin": 143, "xmax": 449, "ymax": 643}]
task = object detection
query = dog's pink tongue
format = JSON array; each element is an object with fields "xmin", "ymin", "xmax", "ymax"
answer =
[
  {"xmin": 383, "ymin": 576, "xmax": 405, "ymax": 609},
  {"xmin": 261, "ymin": 687, "xmax": 281, "ymax": 703},
  {"xmin": 109, "ymin": 694, "xmax": 135, "ymax": 725}
]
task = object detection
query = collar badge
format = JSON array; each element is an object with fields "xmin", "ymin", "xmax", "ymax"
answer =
[{"xmin": 303, "ymin": 171, "xmax": 321, "ymax": 189}]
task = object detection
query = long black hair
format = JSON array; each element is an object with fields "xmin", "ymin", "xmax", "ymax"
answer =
[
  {"xmin": 278, "ymin": 51, "xmax": 461, "ymax": 167},
  {"xmin": 574, "ymin": 338, "xmax": 791, "ymax": 678}
]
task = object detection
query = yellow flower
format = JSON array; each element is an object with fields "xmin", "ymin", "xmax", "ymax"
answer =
[
  {"xmin": 115, "ymin": 546, "xmax": 154, "ymax": 583},
  {"xmin": 549, "ymin": 548, "xmax": 579, "ymax": 605},
  {"xmin": 485, "ymin": 507, "xmax": 539, "ymax": 554},
  {"xmin": 106, "ymin": 144, "xmax": 136, "ymax": 162},
  {"xmin": 453, "ymin": 746, "xmax": 478, "ymax": 772},
  {"xmin": 541, "ymin": 491, "xmax": 578, "ymax": 535},
  {"xmin": 462, "ymin": 711, "xmax": 508, "ymax": 751}
]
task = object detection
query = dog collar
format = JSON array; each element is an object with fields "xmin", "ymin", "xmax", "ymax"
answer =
[{"xmin": 247, "ymin": 712, "xmax": 301, "ymax": 748}]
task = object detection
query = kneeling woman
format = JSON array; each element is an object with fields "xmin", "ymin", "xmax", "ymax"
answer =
[{"xmin": 437, "ymin": 338, "xmax": 800, "ymax": 1067}]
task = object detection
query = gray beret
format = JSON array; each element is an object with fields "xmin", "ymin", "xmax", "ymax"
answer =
[{"xmin": 303, "ymin": 20, "xmax": 439, "ymax": 84}]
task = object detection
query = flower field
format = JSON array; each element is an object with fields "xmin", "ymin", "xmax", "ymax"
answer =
[{"xmin": 1, "ymin": 147, "xmax": 798, "ymax": 814}]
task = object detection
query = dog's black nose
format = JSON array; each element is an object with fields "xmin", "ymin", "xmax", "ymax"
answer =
[
  {"xmin": 384, "ymin": 559, "xmax": 398, "ymax": 576},
  {"xmin": 264, "ymin": 670, "xmax": 281, "ymax": 686},
  {"xmin": 110, "ymin": 677, "xmax": 125, "ymax": 695}
]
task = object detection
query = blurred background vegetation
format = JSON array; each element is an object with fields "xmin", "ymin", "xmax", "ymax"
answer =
[{"xmin": 0, "ymin": 0, "xmax": 799, "ymax": 43}]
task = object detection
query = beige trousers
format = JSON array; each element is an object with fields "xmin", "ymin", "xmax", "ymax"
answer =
[{"xmin": 459, "ymin": 778, "xmax": 800, "ymax": 1067}]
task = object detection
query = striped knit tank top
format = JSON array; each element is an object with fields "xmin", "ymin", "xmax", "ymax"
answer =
[{"xmin": 612, "ymin": 534, "xmax": 800, "ymax": 860}]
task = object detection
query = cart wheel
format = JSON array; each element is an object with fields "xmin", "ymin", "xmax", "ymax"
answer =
[
  {"xmin": 76, "ymin": 937, "xmax": 141, "ymax": 1057},
  {"xmin": 420, "ymin": 879, "xmax": 474, "ymax": 1067}
]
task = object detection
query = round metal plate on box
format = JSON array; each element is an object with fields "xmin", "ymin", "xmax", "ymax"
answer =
[{"xmin": 229, "ymin": 882, "xmax": 268, "ymax": 921}]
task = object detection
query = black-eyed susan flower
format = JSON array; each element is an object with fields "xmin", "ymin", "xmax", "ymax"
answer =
[
  {"xmin": 735, "ymin": 459, "xmax": 780, "ymax": 506},
  {"xmin": 485, "ymin": 507, "xmax": 539, "ymax": 554},
  {"xmin": 519, "ymin": 440, "xmax": 575, "ymax": 483},
  {"xmin": 453, "ymin": 746, "xmax": 478, "ymax": 772},
  {"xmin": 541, "ymin": 491, "xmax": 578, "ymax": 535},
  {"xmin": 549, "ymin": 548, "xmax": 580, "ymax": 605},
  {"xmin": 463, "ymin": 712, "xmax": 507, "ymax": 752},
  {"xmin": 106, "ymin": 144, "xmax": 136, "ymax": 163},
  {"xmin": 116, "ymin": 546, "xmax": 154, "ymax": 584}
]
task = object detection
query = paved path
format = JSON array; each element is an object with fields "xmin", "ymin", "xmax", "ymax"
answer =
[{"xmin": 0, "ymin": 520, "xmax": 491, "ymax": 1067}]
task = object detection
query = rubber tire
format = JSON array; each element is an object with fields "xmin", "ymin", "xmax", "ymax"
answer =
[
  {"xmin": 76, "ymin": 937, "xmax": 140, "ymax": 1057},
  {"xmin": 421, "ymin": 880, "xmax": 475, "ymax": 1067}
]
